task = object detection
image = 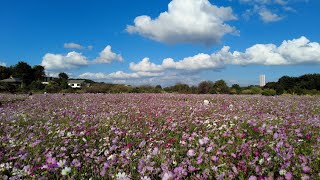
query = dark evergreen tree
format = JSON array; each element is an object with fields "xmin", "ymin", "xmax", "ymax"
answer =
[
  {"xmin": 33, "ymin": 65, "xmax": 45, "ymax": 81},
  {"xmin": 12, "ymin": 61, "xmax": 34, "ymax": 85},
  {"xmin": 0, "ymin": 66, "xmax": 10, "ymax": 80},
  {"xmin": 58, "ymin": 72, "xmax": 69, "ymax": 80},
  {"xmin": 198, "ymin": 81, "xmax": 213, "ymax": 94},
  {"xmin": 213, "ymin": 80, "xmax": 229, "ymax": 94}
]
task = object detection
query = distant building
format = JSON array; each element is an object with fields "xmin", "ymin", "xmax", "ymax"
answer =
[
  {"xmin": 42, "ymin": 76, "xmax": 57, "ymax": 85},
  {"xmin": 0, "ymin": 76, "xmax": 23, "ymax": 88},
  {"xmin": 68, "ymin": 80, "xmax": 86, "ymax": 89},
  {"xmin": 259, "ymin": 74, "xmax": 266, "ymax": 87},
  {"xmin": 0, "ymin": 76, "xmax": 22, "ymax": 83}
]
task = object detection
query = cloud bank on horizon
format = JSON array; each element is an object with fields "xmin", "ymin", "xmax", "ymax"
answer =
[{"xmin": 78, "ymin": 36, "xmax": 320, "ymax": 82}]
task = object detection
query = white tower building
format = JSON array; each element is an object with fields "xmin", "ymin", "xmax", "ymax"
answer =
[{"xmin": 259, "ymin": 74, "xmax": 266, "ymax": 87}]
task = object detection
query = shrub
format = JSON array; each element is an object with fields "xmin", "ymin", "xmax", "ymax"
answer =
[
  {"xmin": 229, "ymin": 88, "xmax": 238, "ymax": 94},
  {"xmin": 45, "ymin": 81, "xmax": 62, "ymax": 93},
  {"xmin": 241, "ymin": 89, "xmax": 253, "ymax": 94},
  {"xmin": 29, "ymin": 81, "xmax": 45, "ymax": 91},
  {"xmin": 262, "ymin": 89, "xmax": 277, "ymax": 96},
  {"xmin": 303, "ymin": 89, "xmax": 320, "ymax": 96},
  {"xmin": 250, "ymin": 87, "xmax": 262, "ymax": 94}
]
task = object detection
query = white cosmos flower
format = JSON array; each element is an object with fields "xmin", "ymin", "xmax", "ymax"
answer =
[
  {"xmin": 141, "ymin": 176, "xmax": 151, "ymax": 180},
  {"xmin": 107, "ymin": 154, "xmax": 114, "ymax": 160},
  {"xmin": 259, "ymin": 158, "xmax": 264, "ymax": 165},
  {"xmin": 67, "ymin": 132, "xmax": 72, "ymax": 137},
  {"xmin": 61, "ymin": 167, "xmax": 71, "ymax": 176},
  {"xmin": 57, "ymin": 159, "xmax": 66, "ymax": 167},
  {"xmin": 116, "ymin": 172, "xmax": 129, "ymax": 179},
  {"xmin": 279, "ymin": 169, "xmax": 287, "ymax": 176}
]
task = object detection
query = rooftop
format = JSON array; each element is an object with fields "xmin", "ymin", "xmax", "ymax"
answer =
[
  {"xmin": 0, "ymin": 76, "xmax": 22, "ymax": 83},
  {"xmin": 68, "ymin": 80, "xmax": 85, "ymax": 84}
]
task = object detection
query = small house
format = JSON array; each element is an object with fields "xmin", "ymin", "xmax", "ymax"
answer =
[
  {"xmin": 0, "ymin": 76, "xmax": 23, "ymax": 89},
  {"xmin": 42, "ymin": 76, "xmax": 58, "ymax": 85},
  {"xmin": 68, "ymin": 80, "xmax": 86, "ymax": 89},
  {"xmin": 0, "ymin": 76, "xmax": 22, "ymax": 84}
]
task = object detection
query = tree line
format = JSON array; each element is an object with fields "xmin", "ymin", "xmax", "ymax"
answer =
[
  {"xmin": 83, "ymin": 74, "xmax": 320, "ymax": 95},
  {"xmin": 264, "ymin": 74, "xmax": 320, "ymax": 95},
  {"xmin": 1, "ymin": 61, "xmax": 319, "ymax": 95}
]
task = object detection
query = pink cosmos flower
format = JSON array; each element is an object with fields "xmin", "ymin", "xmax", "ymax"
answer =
[
  {"xmin": 46, "ymin": 157, "xmax": 58, "ymax": 168},
  {"xmin": 301, "ymin": 175, "xmax": 310, "ymax": 180},
  {"xmin": 71, "ymin": 159, "xmax": 81, "ymax": 168},
  {"xmin": 285, "ymin": 172, "xmax": 293, "ymax": 180},
  {"xmin": 302, "ymin": 165, "xmax": 311, "ymax": 173},
  {"xmin": 162, "ymin": 171, "xmax": 173, "ymax": 180},
  {"xmin": 187, "ymin": 149, "xmax": 195, "ymax": 157},
  {"xmin": 305, "ymin": 134, "xmax": 311, "ymax": 140},
  {"xmin": 211, "ymin": 156, "xmax": 218, "ymax": 162},
  {"xmin": 199, "ymin": 137, "xmax": 209, "ymax": 145}
]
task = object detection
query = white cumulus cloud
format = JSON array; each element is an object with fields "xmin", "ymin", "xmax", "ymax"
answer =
[
  {"xmin": 78, "ymin": 36, "xmax": 320, "ymax": 84},
  {"xmin": 233, "ymin": 36, "xmax": 320, "ymax": 65},
  {"xmin": 64, "ymin": 43, "xmax": 84, "ymax": 49},
  {"xmin": 108, "ymin": 71, "xmax": 139, "ymax": 79},
  {"xmin": 95, "ymin": 45, "xmax": 123, "ymax": 64},
  {"xmin": 79, "ymin": 71, "xmax": 163, "ymax": 80},
  {"xmin": 41, "ymin": 51, "xmax": 89, "ymax": 71},
  {"xmin": 78, "ymin": 72, "xmax": 108, "ymax": 79},
  {"xmin": 128, "ymin": 36, "xmax": 320, "ymax": 73},
  {"xmin": 240, "ymin": 0, "xmax": 271, "ymax": 5},
  {"xmin": 130, "ymin": 46, "xmax": 231, "ymax": 72},
  {"xmin": 41, "ymin": 45, "xmax": 122, "ymax": 71},
  {"xmin": 129, "ymin": 58, "xmax": 164, "ymax": 72},
  {"xmin": 0, "ymin": 61, "xmax": 6, "ymax": 67},
  {"xmin": 167, "ymin": 47, "xmax": 230, "ymax": 70},
  {"xmin": 239, "ymin": 0, "xmax": 307, "ymax": 22},
  {"xmin": 258, "ymin": 8, "xmax": 283, "ymax": 22},
  {"xmin": 126, "ymin": 0, "xmax": 237, "ymax": 45}
]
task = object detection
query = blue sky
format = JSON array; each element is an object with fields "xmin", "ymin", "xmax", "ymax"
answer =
[{"xmin": 0, "ymin": 0, "xmax": 319, "ymax": 86}]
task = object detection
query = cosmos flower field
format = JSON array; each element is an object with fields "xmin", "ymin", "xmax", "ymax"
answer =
[{"xmin": 0, "ymin": 94, "xmax": 319, "ymax": 179}]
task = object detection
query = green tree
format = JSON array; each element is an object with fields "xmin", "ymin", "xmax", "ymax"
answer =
[
  {"xmin": 29, "ymin": 81, "xmax": 45, "ymax": 91},
  {"xmin": 275, "ymin": 85, "xmax": 284, "ymax": 95},
  {"xmin": 231, "ymin": 84, "xmax": 241, "ymax": 94},
  {"xmin": 0, "ymin": 82, "xmax": 17, "ymax": 92},
  {"xmin": 12, "ymin": 61, "xmax": 34, "ymax": 85},
  {"xmin": 264, "ymin": 82, "xmax": 277, "ymax": 89},
  {"xmin": 0, "ymin": 66, "xmax": 10, "ymax": 80},
  {"xmin": 58, "ymin": 72, "xmax": 69, "ymax": 80},
  {"xmin": 111, "ymin": 84, "xmax": 131, "ymax": 93},
  {"xmin": 57, "ymin": 72, "xmax": 69, "ymax": 89},
  {"xmin": 278, "ymin": 76, "xmax": 296, "ymax": 92},
  {"xmin": 172, "ymin": 83, "xmax": 191, "ymax": 94},
  {"xmin": 198, "ymin": 81, "xmax": 213, "ymax": 94},
  {"xmin": 213, "ymin": 80, "xmax": 229, "ymax": 94},
  {"xmin": 262, "ymin": 89, "xmax": 276, "ymax": 96},
  {"xmin": 33, "ymin": 65, "xmax": 45, "ymax": 81},
  {"xmin": 45, "ymin": 81, "xmax": 62, "ymax": 93},
  {"xmin": 60, "ymin": 80, "xmax": 70, "ymax": 89},
  {"xmin": 155, "ymin": 85, "xmax": 162, "ymax": 89},
  {"xmin": 241, "ymin": 89, "xmax": 253, "ymax": 94},
  {"xmin": 231, "ymin": 84, "xmax": 240, "ymax": 90},
  {"xmin": 250, "ymin": 86, "xmax": 262, "ymax": 94}
]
